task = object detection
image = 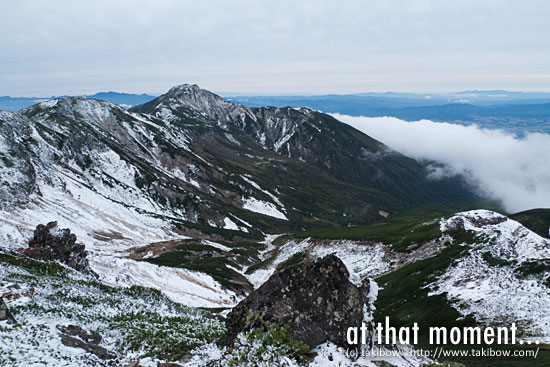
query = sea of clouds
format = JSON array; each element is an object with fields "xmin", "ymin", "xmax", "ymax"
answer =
[{"xmin": 333, "ymin": 114, "xmax": 550, "ymax": 213}]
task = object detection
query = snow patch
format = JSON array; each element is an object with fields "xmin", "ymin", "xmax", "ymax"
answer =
[{"xmin": 242, "ymin": 197, "xmax": 288, "ymax": 220}]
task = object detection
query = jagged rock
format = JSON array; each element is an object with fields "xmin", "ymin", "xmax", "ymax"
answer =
[
  {"xmin": 21, "ymin": 222, "xmax": 94, "ymax": 274},
  {"xmin": 57, "ymin": 324, "xmax": 115, "ymax": 360},
  {"xmin": 226, "ymin": 255, "xmax": 371, "ymax": 349},
  {"xmin": 57, "ymin": 324, "xmax": 102, "ymax": 344},
  {"xmin": 0, "ymin": 297, "xmax": 17, "ymax": 324}
]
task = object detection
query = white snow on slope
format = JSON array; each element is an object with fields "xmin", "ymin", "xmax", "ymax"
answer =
[
  {"xmin": 223, "ymin": 217, "xmax": 239, "ymax": 230},
  {"xmin": 241, "ymin": 175, "xmax": 286, "ymax": 209},
  {"xmin": 245, "ymin": 237, "xmax": 310, "ymax": 288},
  {"xmin": 441, "ymin": 209, "xmax": 550, "ymax": 260},
  {"xmin": 0, "ymin": 255, "xmax": 225, "ymax": 367},
  {"xmin": 431, "ymin": 210, "xmax": 550, "ymax": 341},
  {"xmin": 309, "ymin": 240, "xmax": 390, "ymax": 281},
  {"xmin": 430, "ymin": 252, "xmax": 550, "ymax": 341},
  {"xmin": 222, "ymin": 217, "xmax": 248, "ymax": 232},
  {"xmin": 0, "ymin": 101, "xmax": 255, "ymax": 308},
  {"xmin": 92, "ymin": 255, "xmax": 237, "ymax": 307},
  {"xmin": 0, "ymin": 171, "xmax": 239, "ymax": 308},
  {"xmin": 242, "ymin": 197, "xmax": 288, "ymax": 220}
]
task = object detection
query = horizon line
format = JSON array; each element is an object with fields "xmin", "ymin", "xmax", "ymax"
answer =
[{"xmin": 5, "ymin": 87, "xmax": 550, "ymax": 99}]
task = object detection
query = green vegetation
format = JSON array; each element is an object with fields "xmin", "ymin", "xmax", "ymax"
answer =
[
  {"xmin": 277, "ymin": 251, "xmax": 305, "ymax": 270},
  {"xmin": 0, "ymin": 251, "xmax": 227, "ymax": 364},
  {"xmin": 295, "ymin": 203, "xmax": 500, "ymax": 251},
  {"xmin": 171, "ymin": 218, "xmax": 264, "ymax": 241},
  {"xmin": 296, "ymin": 205, "xmax": 450, "ymax": 251},
  {"xmin": 145, "ymin": 253, "xmax": 244, "ymax": 290},
  {"xmin": 174, "ymin": 243, "xmax": 225, "ymax": 253},
  {"xmin": 510, "ymin": 209, "xmax": 550, "ymax": 238},
  {"xmin": 140, "ymin": 239, "xmax": 262, "ymax": 291},
  {"xmin": 110, "ymin": 311, "xmax": 225, "ymax": 360},
  {"xmin": 515, "ymin": 259, "xmax": 550, "ymax": 278},
  {"xmin": 0, "ymin": 252, "xmax": 68, "ymax": 276},
  {"xmin": 227, "ymin": 325, "xmax": 310, "ymax": 366},
  {"xmin": 481, "ymin": 252, "xmax": 516, "ymax": 267}
]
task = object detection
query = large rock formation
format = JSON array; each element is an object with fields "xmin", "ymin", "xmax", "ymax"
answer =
[
  {"xmin": 21, "ymin": 222, "xmax": 93, "ymax": 273},
  {"xmin": 226, "ymin": 255, "xmax": 371, "ymax": 349}
]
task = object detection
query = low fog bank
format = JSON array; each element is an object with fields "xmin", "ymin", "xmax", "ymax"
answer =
[{"xmin": 333, "ymin": 113, "xmax": 550, "ymax": 213}]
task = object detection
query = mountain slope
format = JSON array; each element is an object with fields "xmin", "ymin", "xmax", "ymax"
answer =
[
  {"xmin": 0, "ymin": 84, "xmax": 481, "ymax": 312},
  {"xmin": 1, "ymin": 85, "xmax": 548, "ymax": 366},
  {"xmin": 132, "ymin": 84, "xmax": 477, "ymax": 206},
  {"xmin": 246, "ymin": 209, "xmax": 550, "ymax": 366}
]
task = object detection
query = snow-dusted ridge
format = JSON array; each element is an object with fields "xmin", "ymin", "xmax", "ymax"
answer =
[
  {"xmin": 432, "ymin": 210, "xmax": 550, "ymax": 342},
  {"xmin": 441, "ymin": 209, "xmax": 550, "ymax": 260},
  {"xmin": 6, "ymin": 207, "xmax": 548, "ymax": 365}
]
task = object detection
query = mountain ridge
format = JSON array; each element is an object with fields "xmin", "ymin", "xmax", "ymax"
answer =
[
  {"xmin": 132, "ymin": 84, "xmax": 478, "ymax": 204},
  {"xmin": 0, "ymin": 83, "xmax": 482, "ymax": 295}
]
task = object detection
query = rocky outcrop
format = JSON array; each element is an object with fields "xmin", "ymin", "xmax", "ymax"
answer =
[
  {"xmin": 21, "ymin": 222, "xmax": 94, "ymax": 273},
  {"xmin": 0, "ymin": 297, "xmax": 17, "ymax": 324},
  {"xmin": 226, "ymin": 255, "xmax": 371, "ymax": 349},
  {"xmin": 444, "ymin": 211, "xmax": 508, "ymax": 232},
  {"xmin": 57, "ymin": 324, "xmax": 115, "ymax": 360}
]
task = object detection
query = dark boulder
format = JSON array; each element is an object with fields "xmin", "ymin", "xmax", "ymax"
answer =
[
  {"xmin": 21, "ymin": 221, "xmax": 94, "ymax": 274},
  {"xmin": 57, "ymin": 324, "xmax": 116, "ymax": 360},
  {"xmin": 226, "ymin": 254, "xmax": 371, "ymax": 349},
  {"xmin": 0, "ymin": 297, "xmax": 17, "ymax": 324}
]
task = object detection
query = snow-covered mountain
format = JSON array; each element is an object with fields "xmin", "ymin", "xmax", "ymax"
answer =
[
  {"xmin": 0, "ymin": 84, "xmax": 478, "ymax": 299},
  {"xmin": 2, "ymin": 83, "xmax": 548, "ymax": 366}
]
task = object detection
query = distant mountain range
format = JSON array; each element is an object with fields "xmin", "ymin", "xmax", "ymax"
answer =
[
  {"xmin": 229, "ymin": 91, "xmax": 550, "ymax": 134},
  {"xmin": 229, "ymin": 90, "xmax": 550, "ymax": 108},
  {"xmin": 3, "ymin": 89, "xmax": 550, "ymax": 134}
]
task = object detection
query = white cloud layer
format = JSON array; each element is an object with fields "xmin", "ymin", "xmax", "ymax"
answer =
[{"xmin": 334, "ymin": 114, "xmax": 550, "ymax": 212}]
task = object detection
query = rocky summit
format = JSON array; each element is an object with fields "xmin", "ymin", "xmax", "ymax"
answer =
[{"xmin": 226, "ymin": 254, "xmax": 372, "ymax": 349}]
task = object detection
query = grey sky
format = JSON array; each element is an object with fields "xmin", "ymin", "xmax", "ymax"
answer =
[{"xmin": 2, "ymin": 0, "xmax": 550, "ymax": 96}]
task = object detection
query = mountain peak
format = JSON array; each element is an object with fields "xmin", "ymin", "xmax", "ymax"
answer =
[
  {"xmin": 131, "ymin": 83, "xmax": 252, "ymax": 129},
  {"xmin": 164, "ymin": 83, "xmax": 226, "ymax": 106},
  {"xmin": 18, "ymin": 96, "xmax": 128, "ymax": 132},
  {"xmin": 32, "ymin": 95, "xmax": 116, "ymax": 109},
  {"xmin": 24, "ymin": 95, "xmax": 122, "ymax": 116},
  {"xmin": 167, "ymin": 83, "xmax": 202, "ymax": 93}
]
